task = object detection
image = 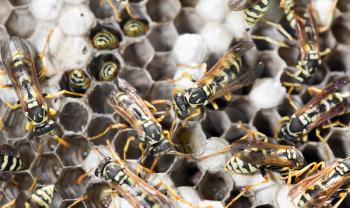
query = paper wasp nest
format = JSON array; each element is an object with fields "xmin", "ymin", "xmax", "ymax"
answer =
[{"xmin": 0, "ymin": 0, "xmax": 350, "ymax": 207}]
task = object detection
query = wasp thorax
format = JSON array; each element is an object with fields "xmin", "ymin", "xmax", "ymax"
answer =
[
  {"xmin": 89, "ymin": 25, "xmax": 121, "ymax": 50},
  {"xmin": 150, "ymin": 139, "xmax": 173, "ymax": 157},
  {"xmin": 287, "ymin": 147, "xmax": 305, "ymax": 168},
  {"xmin": 33, "ymin": 119, "xmax": 56, "ymax": 137},
  {"xmin": 122, "ymin": 19, "xmax": 149, "ymax": 37}
]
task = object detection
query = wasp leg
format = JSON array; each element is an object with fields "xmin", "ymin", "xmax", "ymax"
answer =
[
  {"xmin": 0, "ymin": 84, "xmax": 13, "ymax": 88},
  {"xmin": 262, "ymin": 20, "xmax": 295, "ymax": 41},
  {"xmin": 87, "ymin": 123, "xmax": 128, "ymax": 141},
  {"xmin": 251, "ymin": 35, "xmax": 290, "ymax": 48},
  {"xmin": 123, "ymin": 136, "xmax": 136, "ymax": 161},
  {"xmin": 146, "ymin": 99, "xmax": 173, "ymax": 123},
  {"xmin": 67, "ymin": 195, "xmax": 88, "ymax": 208},
  {"xmin": 238, "ymin": 122, "xmax": 268, "ymax": 140},
  {"xmin": 307, "ymin": 86, "xmax": 322, "ymax": 97},
  {"xmin": 167, "ymin": 71, "xmax": 194, "ymax": 84},
  {"xmin": 172, "ymin": 87, "xmax": 185, "ymax": 95},
  {"xmin": 28, "ymin": 176, "xmax": 38, "ymax": 192},
  {"xmin": 316, "ymin": 128, "xmax": 330, "ymax": 160},
  {"xmin": 225, "ymin": 174, "xmax": 269, "ymax": 208},
  {"xmin": 286, "ymin": 86, "xmax": 299, "ymax": 110},
  {"xmin": 320, "ymin": 48, "xmax": 331, "ymax": 57},
  {"xmin": 182, "ymin": 108, "xmax": 201, "ymax": 125},
  {"xmin": 106, "ymin": 0, "xmax": 122, "ymax": 22},
  {"xmin": 44, "ymin": 90, "xmax": 85, "ymax": 99},
  {"xmin": 316, "ymin": 0, "xmax": 338, "ymax": 33},
  {"xmin": 3, "ymin": 101, "xmax": 21, "ymax": 110},
  {"xmin": 333, "ymin": 188, "xmax": 350, "ymax": 208},
  {"xmin": 38, "ymin": 28, "xmax": 54, "ymax": 79},
  {"xmin": 123, "ymin": 0, "xmax": 138, "ymax": 19},
  {"xmin": 155, "ymin": 180, "xmax": 198, "ymax": 207},
  {"xmin": 322, "ymin": 120, "xmax": 350, "ymax": 129}
]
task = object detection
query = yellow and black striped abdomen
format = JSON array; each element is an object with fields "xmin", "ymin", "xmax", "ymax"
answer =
[
  {"xmin": 98, "ymin": 61, "xmax": 119, "ymax": 81},
  {"xmin": 244, "ymin": 0, "xmax": 270, "ymax": 25},
  {"xmin": 26, "ymin": 185, "xmax": 54, "ymax": 208},
  {"xmin": 68, "ymin": 69, "xmax": 91, "ymax": 93},
  {"xmin": 225, "ymin": 155, "xmax": 260, "ymax": 174},
  {"xmin": 0, "ymin": 155, "xmax": 23, "ymax": 171},
  {"xmin": 92, "ymin": 30, "xmax": 119, "ymax": 50}
]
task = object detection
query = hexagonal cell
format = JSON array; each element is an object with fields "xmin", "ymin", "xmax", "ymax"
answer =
[
  {"xmin": 59, "ymin": 69, "xmax": 92, "ymax": 96},
  {"xmin": 9, "ymin": 0, "xmax": 30, "ymax": 6},
  {"xmin": 277, "ymin": 98, "xmax": 296, "ymax": 118},
  {"xmin": 327, "ymin": 130, "xmax": 350, "ymax": 158},
  {"xmin": 59, "ymin": 102, "xmax": 89, "ymax": 132},
  {"xmin": 0, "ymin": 26, "xmax": 9, "ymax": 41},
  {"xmin": 225, "ymin": 190, "xmax": 252, "ymax": 208},
  {"xmin": 252, "ymin": 110, "xmax": 279, "ymax": 137},
  {"xmin": 5, "ymin": 7, "xmax": 36, "ymax": 38},
  {"xmin": 56, "ymin": 135, "xmax": 91, "ymax": 166},
  {"xmin": 144, "ymin": 153, "xmax": 176, "ymax": 173},
  {"xmin": 223, "ymin": 124, "xmax": 247, "ymax": 144},
  {"xmin": 146, "ymin": 0, "xmax": 181, "ymax": 22},
  {"xmin": 326, "ymin": 45, "xmax": 350, "ymax": 72},
  {"xmin": 197, "ymin": 172, "xmax": 233, "ymax": 201},
  {"xmin": 169, "ymin": 159, "xmax": 203, "ymax": 187},
  {"xmin": 3, "ymin": 109, "xmax": 27, "ymax": 139},
  {"xmin": 87, "ymin": 117, "xmax": 119, "ymax": 145},
  {"xmin": 32, "ymin": 154, "xmax": 63, "ymax": 185},
  {"xmin": 172, "ymin": 123, "xmax": 207, "ymax": 154},
  {"xmin": 3, "ymin": 172, "xmax": 34, "ymax": 199},
  {"xmin": 89, "ymin": 0, "xmax": 114, "ymax": 19},
  {"xmin": 331, "ymin": 16, "xmax": 350, "ymax": 45},
  {"xmin": 121, "ymin": 39, "xmax": 155, "ymax": 68},
  {"xmin": 148, "ymin": 22, "xmax": 178, "ymax": 52},
  {"xmin": 278, "ymin": 47, "xmax": 299, "ymax": 66},
  {"xmin": 337, "ymin": 0, "xmax": 350, "ymax": 13},
  {"xmin": 174, "ymin": 8, "xmax": 204, "ymax": 34},
  {"xmin": 0, "ymin": 1, "xmax": 12, "ymax": 25},
  {"xmin": 201, "ymin": 110, "xmax": 231, "ymax": 138},
  {"xmin": 121, "ymin": 18, "xmax": 150, "ymax": 37},
  {"xmin": 147, "ymin": 81, "xmax": 174, "ymax": 108},
  {"xmin": 88, "ymin": 54, "xmax": 121, "ymax": 82},
  {"xmin": 89, "ymin": 25, "xmax": 122, "ymax": 50},
  {"xmin": 88, "ymin": 83, "xmax": 117, "ymax": 114},
  {"xmin": 302, "ymin": 143, "xmax": 327, "ymax": 163},
  {"xmin": 252, "ymin": 23, "xmax": 287, "ymax": 51},
  {"xmin": 84, "ymin": 182, "xmax": 112, "ymax": 208},
  {"xmin": 226, "ymin": 98, "xmax": 256, "ymax": 124},
  {"xmin": 56, "ymin": 167, "xmax": 90, "ymax": 199},
  {"xmin": 119, "ymin": 68, "xmax": 153, "ymax": 97},
  {"xmin": 113, "ymin": 130, "xmax": 141, "ymax": 160},
  {"xmin": 147, "ymin": 53, "xmax": 176, "ymax": 81},
  {"xmin": 14, "ymin": 141, "xmax": 35, "ymax": 170}
]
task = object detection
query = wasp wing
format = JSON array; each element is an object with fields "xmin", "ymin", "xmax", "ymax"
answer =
[
  {"xmin": 208, "ymin": 61, "xmax": 263, "ymax": 102},
  {"xmin": 295, "ymin": 77, "xmax": 350, "ymax": 116},
  {"xmin": 228, "ymin": 0, "xmax": 261, "ymax": 11},
  {"xmin": 196, "ymin": 41, "xmax": 254, "ymax": 87}
]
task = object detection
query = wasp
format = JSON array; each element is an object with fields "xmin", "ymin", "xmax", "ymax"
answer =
[
  {"xmin": 173, "ymin": 41, "xmax": 263, "ymax": 121},
  {"xmin": 95, "ymin": 157, "xmax": 174, "ymax": 208},
  {"xmin": 90, "ymin": 25, "xmax": 120, "ymax": 50},
  {"xmin": 0, "ymin": 37, "xmax": 81, "ymax": 146},
  {"xmin": 122, "ymin": 19, "xmax": 149, "ymax": 37},
  {"xmin": 64, "ymin": 69, "xmax": 91, "ymax": 94},
  {"xmin": 228, "ymin": 0, "xmax": 271, "ymax": 25},
  {"xmin": 278, "ymin": 77, "xmax": 350, "ymax": 145},
  {"xmin": 0, "ymin": 144, "xmax": 24, "ymax": 181},
  {"xmin": 88, "ymin": 78, "xmax": 188, "ymax": 159},
  {"xmin": 200, "ymin": 128, "xmax": 323, "ymax": 207},
  {"xmin": 289, "ymin": 157, "xmax": 350, "ymax": 208},
  {"xmin": 98, "ymin": 60, "xmax": 119, "ymax": 81}
]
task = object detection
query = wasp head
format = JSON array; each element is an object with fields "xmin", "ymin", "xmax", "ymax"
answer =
[{"xmin": 95, "ymin": 157, "xmax": 112, "ymax": 178}]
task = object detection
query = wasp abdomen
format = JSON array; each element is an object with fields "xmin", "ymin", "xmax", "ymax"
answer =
[
  {"xmin": 0, "ymin": 155, "xmax": 23, "ymax": 172},
  {"xmin": 244, "ymin": 0, "xmax": 270, "ymax": 25},
  {"xmin": 226, "ymin": 156, "xmax": 260, "ymax": 174}
]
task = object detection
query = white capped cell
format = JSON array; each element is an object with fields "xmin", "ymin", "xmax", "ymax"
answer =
[
  {"xmin": 56, "ymin": 35, "xmax": 93, "ymax": 69},
  {"xmin": 198, "ymin": 200, "xmax": 225, "ymax": 208},
  {"xmin": 225, "ymin": 11, "xmax": 249, "ymax": 39},
  {"xmin": 172, "ymin": 34, "xmax": 208, "ymax": 65},
  {"xmin": 173, "ymin": 64, "xmax": 206, "ymax": 91},
  {"xmin": 58, "ymin": 4, "xmax": 96, "ymax": 36},
  {"xmin": 200, "ymin": 23, "xmax": 233, "ymax": 56},
  {"xmin": 195, "ymin": 0, "xmax": 229, "ymax": 23},
  {"xmin": 109, "ymin": 196, "xmax": 133, "ymax": 208},
  {"xmin": 65, "ymin": 0, "xmax": 86, "ymax": 4},
  {"xmin": 312, "ymin": 0, "xmax": 334, "ymax": 27},
  {"xmin": 197, "ymin": 137, "xmax": 232, "ymax": 172},
  {"xmin": 30, "ymin": 0, "xmax": 64, "ymax": 20},
  {"xmin": 275, "ymin": 185, "xmax": 295, "ymax": 208},
  {"xmin": 249, "ymin": 78, "xmax": 286, "ymax": 109}
]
